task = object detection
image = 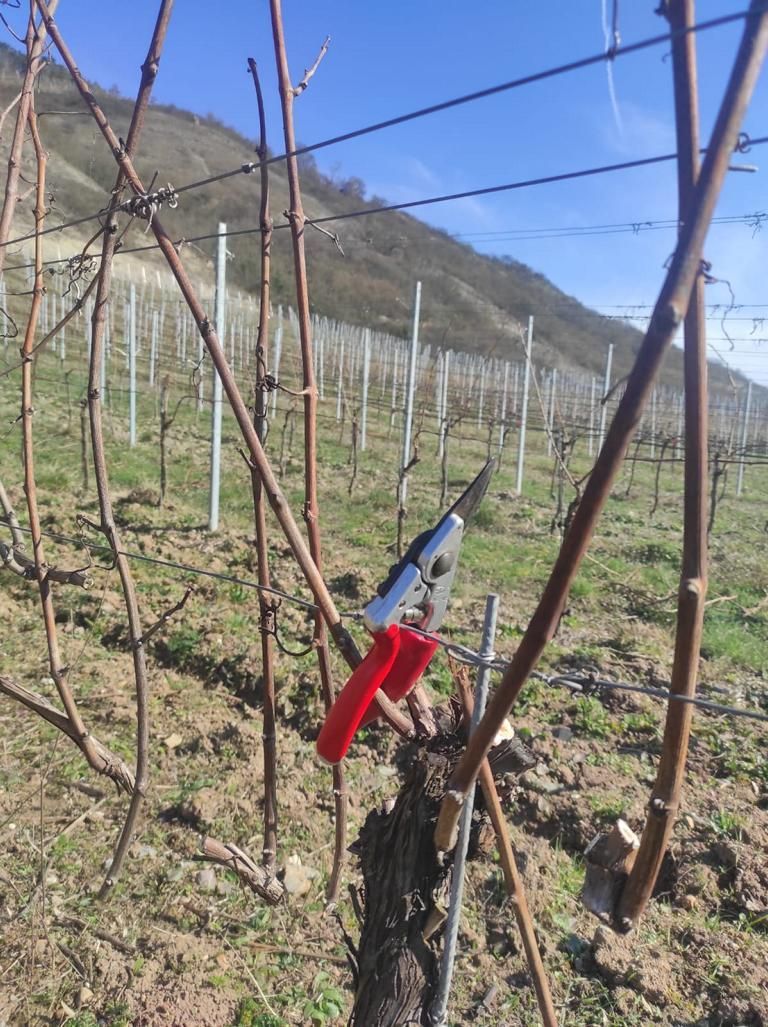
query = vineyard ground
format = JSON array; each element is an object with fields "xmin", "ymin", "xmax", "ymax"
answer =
[{"xmin": 1, "ymin": 351, "xmax": 767, "ymax": 1026}]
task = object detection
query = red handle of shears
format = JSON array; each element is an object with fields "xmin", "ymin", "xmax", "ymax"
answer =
[{"xmin": 316, "ymin": 624, "xmax": 438, "ymax": 765}]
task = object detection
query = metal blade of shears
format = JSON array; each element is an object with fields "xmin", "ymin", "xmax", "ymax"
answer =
[
  {"xmin": 367, "ymin": 459, "xmax": 495, "ymax": 632},
  {"xmin": 390, "ymin": 457, "xmax": 495, "ymax": 576},
  {"xmin": 442, "ymin": 457, "xmax": 495, "ymax": 529}
]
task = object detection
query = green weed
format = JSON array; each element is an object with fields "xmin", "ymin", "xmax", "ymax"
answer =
[
  {"xmin": 570, "ymin": 697, "xmax": 614, "ymax": 739},
  {"xmin": 302, "ymin": 972, "xmax": 345, "ymax": 1025},
  {"xmin": 231, "ymin": 997, "xmax": 286, "ymax": 1027}
]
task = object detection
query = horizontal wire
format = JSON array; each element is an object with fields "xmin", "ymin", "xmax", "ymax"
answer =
[
  {"xmin": 168, "ymin": 7, "xmax": 759, "ymax": 197},
  {"xmin": 404, "ymin": 624, "xmax": 768, "ymax": 724},
  {"xmin": 0, "ymin": 16, "xmax": 762, "ymax": 260},
  {"xmin": 534, "ymin": 672, "xmax": 768, "ymax": 724},
  {"xmin": 4, "ymin": 523, "xmax": 767, "ymax": 725},
  {"xmin": 453, "ymin": 212, "xmax": 766, "ymax": 241},
  {"xmin": 12, "ymin": 373, "xmax": 765, "ymax": 457},
  {"xmin": 4, "ymin": 521, "xmax": 321, "ymax": 613},
  {"xmin": 4, "ymin": 131, "xmax": 761, "ymax": 276}
]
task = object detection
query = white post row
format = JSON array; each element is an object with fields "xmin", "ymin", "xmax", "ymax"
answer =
[
  {"xmin": 208, "ymin": 222, "xmax": 227, "ymax": 532},
  {"xmin": 737, "ymin": 380, "xmax": 753, "ymax": 497},
  {"xmin": 361, "ymin": 328, "xmax": 371, "ymax": 451},
  {"xmin": 597, "ymin": 342, "xmax": 613, "ymax": 456},
  {"xmin": 516, "ymin": 315, "xmax": 533, "ymax": 496},
  {"xmin": 399, "ymin": 281, "xmax": 422, "ymax": 509},
  {"xmin": 129, "ymin": 282, "xmax": 137, "ymax": 448}
]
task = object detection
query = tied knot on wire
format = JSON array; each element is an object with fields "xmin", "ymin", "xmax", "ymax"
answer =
[
  {"xmin": 260, "ymin": 373, "xmax": 279, "ymax": 393},
  {"xmin": 65, "ymin": 252, "xmax": 97, "ymax": 278},
  {"xmin": 578, "ymin": 672, "xmax": 600, "ymax": 697},
  {"xmin": 259, "ymin": 598, "xmax": 317, "ymax": 658},
  {"xmin": 735, "ymin": 131, "xmax": 752, "ymax": 154},
  {"xmin": 699, "ymin": 259, "xmax": 717, "ymax": 285},
  {"xmin": 53, "ymin": 251, "xmax": 98, "ymax": 299},
  {"xmin": 120, "ymin": 183, "xmax": 179, "ymax": 231}
]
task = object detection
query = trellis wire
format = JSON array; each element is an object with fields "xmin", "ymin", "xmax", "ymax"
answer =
[{"xmin": 2, "ymin": 524, "xmax": 766, "ymax": 726}]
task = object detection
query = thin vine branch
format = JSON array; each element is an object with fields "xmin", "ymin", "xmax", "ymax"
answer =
[
  {"xmin": 268, "ymin": 3, "xmax": 349, "ymax": 903},
  {"xmin": 247, "ymin": 55, "xmax": 279, "ymax": 874}
]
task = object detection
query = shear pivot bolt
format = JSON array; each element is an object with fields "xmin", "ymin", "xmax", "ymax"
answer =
[{"xmin": 432, "ymin": 551, "xmax": 454, "ymax": 577}]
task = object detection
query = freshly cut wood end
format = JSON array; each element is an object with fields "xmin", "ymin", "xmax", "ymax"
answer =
[
  {"xmin": 433, "ymin": 790, "xmax": 464, "ymax": 855},
  {"xmin": 582, "ymin": 819, "xmax": 639, "ymax": 924}
]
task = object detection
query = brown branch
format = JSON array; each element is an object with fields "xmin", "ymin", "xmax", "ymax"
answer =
[
  {"xmin": 82, "ymin": 0, "xmax": 176, "ymax": 899},
  {"xmin": 0, "ymin": 674, "xmax": 134, "ymax": 792},
  {"xmin": 136, "ymin": 585, "xmax": 194, "ymax": 648},
  {"xmin": 623, "ymin": 433, "xmax": 643, "ymax": 498},
  {"xmin": 52, "ymin": 915, "xmax": 136, "ymax": 956},
  {"xmin": 247, "ymin": 56, "xmax": 278, "ymax": 873},
  {"xmin": 306, "ymin": 217, "xmax": 344, "ymax": 255},
  {"xmin": 347, "ymin": 405, "xmax": 358, "ymax": 495},
  {"xmin": 198, "ymin": 837, "xmax": 283, "ymax": 905},
  {"xmin": 708, "ymin": 451, "xmax": 726, "ymax": 534},
  {"xmin": 0, "ymin": 0, "xmax": 57, "ymax": 278},
  {"xmin": 0, "ymin": 474, "xmax": 30, "ymax": 576},
  {"xmin": 291, "ymin": 35, "xmax": 330, "ymax": 96},
  {"xmin": 268, "ymin": 1, "xmax": 348, "ymax": 904},
  {"xmin": 616, "ymin": 0, "xmax": 710, "ymax": 932},
  {"xmin": 453, "ymin": 665, "xmax": 557, "ymax": 1027},
  {"xmin": 278, "ymin": 399, "xmax": 296, "ymax": 478},
  {"xmin": 435, "ymin": 2, "xmax": 768, "ymax": 853},
  {"xmin": 649, "ymin": 435, "xmax": 673, "ymax": 517},
  {"xmin": 33, "ymin": 0, "xmax": 414, "ymax": 744},
  {"xmin": 18, "ymin": 72, "xmax": 107, "ymax": 803},
  {"xmin": 0, "ymin": 88, "xmax": 22, "ymax": 141}
]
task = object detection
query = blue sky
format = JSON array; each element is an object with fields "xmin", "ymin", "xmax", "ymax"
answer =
[{"xmin": 14, "ymin": 2, "xmax": 768, "ymax": 384}]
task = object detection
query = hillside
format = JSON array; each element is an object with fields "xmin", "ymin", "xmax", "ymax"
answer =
[{"xmin": 0, "ymin": 43, "xmax": 740, "ymax": 391}]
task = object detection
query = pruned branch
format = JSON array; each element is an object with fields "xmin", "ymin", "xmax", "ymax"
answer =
[
  {"xmin": 247, "ymin": 55, "xmax": 279, "ymax": 873},
  {"xmin": 268, "ymin": 0, "xmax": 348, "ymax": 903},
  {"xmin": 452, "ymin": 663, "xmax": 557, "ymax": 1026},
  {"xmin": 616, "ymin": 0, "xmax": 710, "ymax": 932},
  {"xmin": 0, "ymin": 0, "xmax": 58, "ymax": 278},
  {"xmin": 0, "ymin": 674, "xmax": 135, "ymax": 793},
  {"xmin": 80, "ymin": 0, "xmax": 176, "ymax": 899},
  {"xmin": 291, "ymin": 34, "xmax": 330, "ymax": 96},
  {"xmin": 136, "ymin": 585, "xmax": 194, "ymax": 648},
  {"xmin": 198, "ymin": 837, "xmax": 284, "ymax": 905}
]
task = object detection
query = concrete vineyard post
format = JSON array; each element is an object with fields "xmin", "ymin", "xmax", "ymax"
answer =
[
  {"xmin": 737, "ymin": 380, "xmax": 753, "ymax": 496},
  {"xmin": 516, "ymin": 316, "xmax": 533, "ymax": 496},
  {"xmin": 399, "ymin": 281, "xmax": 422, "ymax": 509},
  {"xmin": 129, "ymin": 283, "xmax": 137, "ymax": 448},
  {"xmin": 597, "ymin": 342, "xmax": 614, "ymax": 456},
  {"xmin": 208, "ymin": 222, "xmax": 226, "ymax": 532}
]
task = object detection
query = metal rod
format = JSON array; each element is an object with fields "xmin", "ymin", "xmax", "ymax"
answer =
[
  {"xmin": 271, "ymin": 305, "xmax": 283, "ymax": 417},
  {"xmin": 588, "ymin": 375, "xmax": 596, "ymax": 457},
  {"xmin": 400, "ymin": 280, "xmax": 422, "ymax": 508},
  {"xmin": 361, "ymin": 327, "xmax": 370, "ymax": 451},
  {"xmin": 515, "ymin": 316, "xmax": 533, "ymax": 495},
  {"xmin": 736, "ymin": 379, "xmax": 752, "ymax": 495},
  {"xmin": 208, "ymin": 221, "xmax": 226, "ymax": 531},
  {"xmin": 498, "ymin": 361, "xmax": 509, "ymax": 456},
  {"xmin": 597, "ymin": 342, "xmax": 613, "ymax": 455},
  {"xmin": 430, "ymin": 593, "xmax": 498, "ymax": 1027},
  {"xmin": 128, "ymin": 282, "xmax": 136, "ymax": 447}
]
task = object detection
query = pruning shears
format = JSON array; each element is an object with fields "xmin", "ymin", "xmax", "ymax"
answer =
[{"xmin": 316, "ymin": 460, "xmax": 494, "ymax": 765}]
